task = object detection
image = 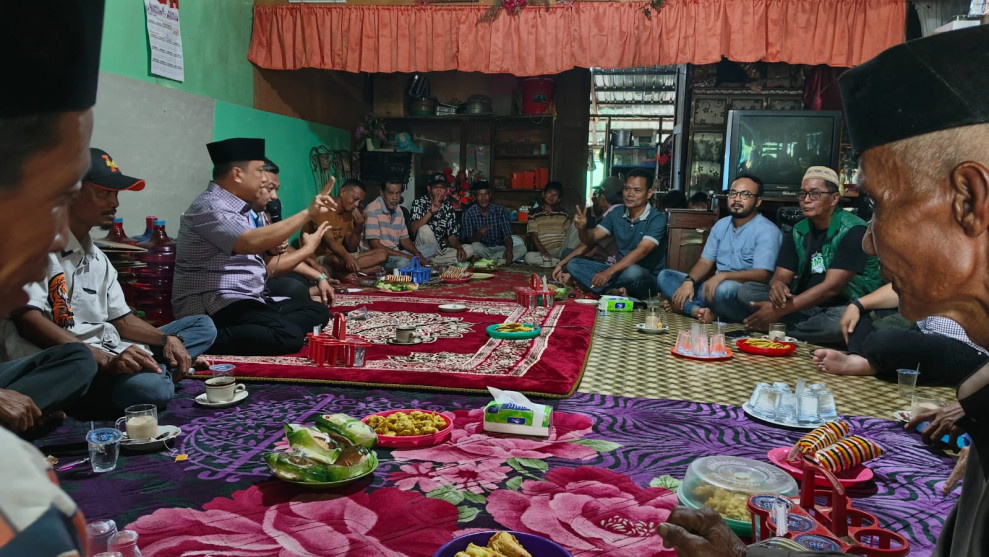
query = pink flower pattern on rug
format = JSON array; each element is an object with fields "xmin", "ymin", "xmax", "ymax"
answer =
[
  {"xmin": 394, "ymin": 408, "xmax": 598, "ymax": 464},
  {"xmin": 128, "ymin": 483, "xmax": 459, "ymax": 557},
  {"xmin": 389, "ymin": 460, "xmax": 513, "ymax": 494},
  {"xmin": 483, "ymin": 466, "xmax": 678, "ymax": 556}
]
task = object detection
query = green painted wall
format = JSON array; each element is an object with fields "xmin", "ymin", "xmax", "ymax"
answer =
[
  {"xmin": 213, "ymin": 102, "xmax": 351, "ymax": 218},
  {"xmin": 100, "ymin": 0, "xmax": 255, "ymax": 108}
]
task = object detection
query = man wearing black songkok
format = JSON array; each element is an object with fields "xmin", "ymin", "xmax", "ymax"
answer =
[{"xmin": 657, "ymin": 24, "xmax": 989, "ymax": 557}]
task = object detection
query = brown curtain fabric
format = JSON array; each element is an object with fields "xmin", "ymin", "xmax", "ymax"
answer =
[{"xmin": 249, "ymin": 1, "xmax": 905, "ymax": 75}]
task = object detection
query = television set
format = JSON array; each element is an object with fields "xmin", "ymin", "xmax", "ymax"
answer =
[{"xmin": 722, "ymin": 110, "xmax": 842, "ymax": 195}]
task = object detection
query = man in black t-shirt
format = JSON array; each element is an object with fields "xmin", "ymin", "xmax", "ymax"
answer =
[{"xmin": 736, "ymin": 167, "xmax": 882, "ymax": 345}]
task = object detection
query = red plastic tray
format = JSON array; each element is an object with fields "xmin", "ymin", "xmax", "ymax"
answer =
[
  {"xmin": 362, "ymin": 409, "xmax": 453, "ymax": 449},
  {"xmin": 767, "ymin": 447, "xmax": 874, "ymax": 487},
  {"xmin": 735, "ymin": 338, "xmax": 797, "ymax": 356},
  {"xmin": 670, "ymin": 347, "xmax": 733, "ymax": 362}
]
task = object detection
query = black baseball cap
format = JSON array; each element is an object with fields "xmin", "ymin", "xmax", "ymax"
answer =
[
  {"xmin": 85, "ymin": 148, "xmax": 145, "ymax": 191},
  {"xmin": 428, "ymin": 173, "xmax": 448, "ymax": 186}
]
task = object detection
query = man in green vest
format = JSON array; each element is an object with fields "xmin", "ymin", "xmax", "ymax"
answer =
[{"xmin": 737, "ymin": 166, "xmax": 882, "ymax": 344}]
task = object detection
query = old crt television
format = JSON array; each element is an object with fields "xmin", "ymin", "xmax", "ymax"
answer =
[{"xmin": 722, "ymin": 110, "xmax": 842, "ymax": 195}]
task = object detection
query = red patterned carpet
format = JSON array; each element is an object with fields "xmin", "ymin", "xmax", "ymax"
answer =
[{"xmin": 202, "ymin": 293, "xmax": 595, "ymax": 397}]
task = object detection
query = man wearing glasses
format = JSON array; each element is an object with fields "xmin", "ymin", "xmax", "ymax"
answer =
[
  {"xmin": 657, "ymin": 175, "xmax": 781, "ymax": 323},
  {"xmin": 739, "ymin": 166, "xmax": 882, "ymax": 344}
]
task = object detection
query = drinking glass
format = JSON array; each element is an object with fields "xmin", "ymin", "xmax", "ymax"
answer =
[
  {"xmin": 748, "ymin": 382, "xmax": 770, "ymax": 408},
  {"xmin": 768, "ymin": 323, "xmax": 787, "ymax": 341},
  {"xmin": 674, "ymin": 330, "xmax": 693, "ymax": 355},
  {"xmin": 777, "ymin": 393, "xmax": 798, "ymax": 424},
  {"xmin": 115, "ymin": 404, "xmax": 158, "ymax": 440},
  {"xmin": 897, "ymin": 368, "xmax": 920, "ymax": 399},
  {"xmin": 691, "ymin": 323, "xmax": 709, "ymax": 357},
  {"xmin": 709, "ymin": 333, "xmax": 727, "ymax": 356},
  {"xmin": 645, "ymin": 306, "xmax": 660, "ymax": 329},
  {"xmin": 797, "ymin": 391, "xmax": 820, "ymax": 425},
  {"xmin": 910, "ymin": 395, "xmax": 945, "ymax": 419},
  {"xmin": 817, "ymin": 389, "xmax": 839, "ymax": 421},
  {"xmin": 87, "ymin": 428, "xmax": 122, "ymax": 473}
]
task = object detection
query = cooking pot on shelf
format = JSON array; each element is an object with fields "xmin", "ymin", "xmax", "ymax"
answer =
[
  {"xmin": 409, "ymin": 97, "xmax": 437, "ymax": 117},
  {"xmin": 612, "ymin": 130, "xmax": 632, "ymax": 147},
  {"xmin": 459, "ymin": 94, "xmax": 493, "ymax": 115}
]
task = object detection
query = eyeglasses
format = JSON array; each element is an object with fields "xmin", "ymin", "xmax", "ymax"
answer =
[
  {"xmin": 796, "ymin": 189, "xmax": 837, "ymax": 201},
  {"xmin": 727, "ymin": 191, "xmax": 756, "ymax": 199}
]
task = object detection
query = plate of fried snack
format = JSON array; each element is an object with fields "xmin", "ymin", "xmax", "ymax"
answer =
[
  {"xmin": 441, "ymin": 266, "xmax": 473, "ymax": 284},
  {"xmin": 376, "ymin": 275, "xmax": 420, "ymax": 293},
  {"xmin": 434, "ymin": 530, "xmax": 571, "ymax": 557},
  {"xmin": 734, "ymin": 337, "xmax": 797, "ymax": 356},
  {"xmin": 486, "ymin": 322, "xmax": 541, "ymax": 340},
  {"xmin": 362, "ymin": 409, "xmax": 454, "ymax": 449}
]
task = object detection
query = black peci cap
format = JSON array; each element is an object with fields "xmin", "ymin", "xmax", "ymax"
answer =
[{"xmin": 207, "ymin": 138, "xmax": 266, "ymax": 165}]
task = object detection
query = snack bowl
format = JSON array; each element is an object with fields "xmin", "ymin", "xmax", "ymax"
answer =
[
  {"xmin": 265, "ymin": 447, "xmax": 378, "ymax": 489},
  {"xmin": 433, "ymin": 531, "xmax": 571, "ymax": 557},
  {"xmin": 361, "ymin": 409, "xmax": 453, "ymax": 449},
  {"xmin": 486, "ymin": 323, "xmax": 541, "ymax": 340}
]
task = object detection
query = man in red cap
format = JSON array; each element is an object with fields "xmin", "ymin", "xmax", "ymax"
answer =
[{"xmin": 6, "ymin": 148, "xmax": 218, "ymax": 414}]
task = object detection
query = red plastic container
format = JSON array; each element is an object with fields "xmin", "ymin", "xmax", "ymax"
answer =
[
  {"xmin": 521, "ymin": 77, "xmax": 554, "ymax": 115},
  {"xmin": 362, "ymin": 409, "xmax": 453, "ymax": 448}
]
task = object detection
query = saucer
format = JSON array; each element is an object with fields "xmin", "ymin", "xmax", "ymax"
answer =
[
  {"xmin": 387, "ymin": 336, "xmax": 426, "ymax": 345},
  {"xmin": 573, "ymin": 298, "xmax": 599, "ymax": 306},
  {"xmin": 438, "ymin": 303, "xmax": 467, "ymax": 313},
  {"xmin": 635, "ymin": 322, "xmax": 669, "ymax": 334},
  {"xmin": 195, "ymin": 390, "xmax": 248, "ymax": 408},
  {"xmin": 121, "ymin": 425, "xmax": 181, "ymax": 451}
]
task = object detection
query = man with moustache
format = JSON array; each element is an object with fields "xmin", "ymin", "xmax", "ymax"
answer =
[
  {"xmin": 657, "ymin": 175, "xmax": 781, "ymax": 323},
  {"xmin": 364, "ymin": 177, "xmax": 430, "ymax": 270},
  {"xmin": 173, "ymin": 138, "xmax": 336, "ymax": 355},
  {"xmin": 410, "ymin": 173, "xmax": 471, "ymax": 265},
  {"xmin": 309, "ymin": 178, "xmax": 388, "ymax": 277},
  {"xmin": 658, "ymin": 24, "xmax": 989, "ymax": 557},
  {"xmin": 739, "ymin": 166, "xmax": 882, "ymax": 344},
  {"xmin": 5, "ymin": 149, "xmax": 217, "ymax": 413},
  {"xmin": 0, "ymin": 2, "xmax": 104, "ymax": 554}
]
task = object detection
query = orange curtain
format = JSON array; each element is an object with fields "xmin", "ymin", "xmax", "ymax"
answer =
[{"xmin": 249, "ymin": 1, "xmax": 905, "ymax": 75}]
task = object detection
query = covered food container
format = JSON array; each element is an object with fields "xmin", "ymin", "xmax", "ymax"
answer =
[{"xmin": 678, "ymin": 456, "xmax": 798, "ymax": 536}]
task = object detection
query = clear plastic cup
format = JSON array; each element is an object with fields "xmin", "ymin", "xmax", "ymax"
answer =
[
  {"xmin": 817, "ymin": 389, "xmax": 839, "ymax": 421},
  {"xmin": 691, "ymin": 323, "xmax": 709, "ymax": 357},
  {"xmin": 748, "ymin": 382, "xmax": 770, "ymax": 408},
  {"xmin": 709, "ymin": 333, "xmax": 727, "ymax": 356},
  {"xmin": 897, "ymin": 368, "xmax": 920, "ymax": 399},
  {"xmin": 797, "ymin": 391, "xmax": 820, "ymax": 425},
  {"xmin": 675, "ymin": 330, "xmax": 693, "ymax": 355},
  {"xmin": 777, "ymin": 392, "xmax": 798, "ymax": 424},
  {"xmin": 87, "ymin": 428, "xmax": 122, "ymax": 473}
]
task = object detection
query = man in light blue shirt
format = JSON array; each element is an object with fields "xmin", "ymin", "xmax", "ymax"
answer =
[{"xmin": 657, "ymin": 175, "xmax": 781, "ymax": 322}]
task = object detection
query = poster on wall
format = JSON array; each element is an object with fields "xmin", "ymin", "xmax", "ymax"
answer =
[{"xmin": 145, "ymin": 0, "xmax": 184, "ymax": 82}]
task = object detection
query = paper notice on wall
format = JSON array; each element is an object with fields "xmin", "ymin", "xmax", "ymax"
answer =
[{"xmin": 145, "ymin": 0, "xmax": 184, "ymax": 82}]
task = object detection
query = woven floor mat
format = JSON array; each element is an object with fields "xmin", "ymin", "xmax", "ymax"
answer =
[{"xmin": 577, "ymin": 308, "xmax": 956, "ymax": 419}]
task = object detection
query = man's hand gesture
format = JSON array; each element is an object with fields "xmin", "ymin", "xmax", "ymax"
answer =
[{"xmin": 308, "ymin": 177, "xmax": 339, "ymax": 221}]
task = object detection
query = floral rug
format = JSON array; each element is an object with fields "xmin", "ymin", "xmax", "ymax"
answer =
[
  {"xmin": 48, "ymin": 384, "xmax": 957, "ymax": 556},
  {"xmin": 204, "ymin": 294, "xmax": 595, "ymax": 397}
]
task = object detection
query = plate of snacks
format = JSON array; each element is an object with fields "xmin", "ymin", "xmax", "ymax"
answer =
[
  {"xmin": 471, "ymin": 258, "xmax": 499, "ymax": 271},
  {"xmin": 376, "ymin": 275, "xmax": 420, "ymax": 293},
  {"xmin": 440, "ymin": 266, "xmax": 473, "ymax": 284},
  {"xmin": 362, "ymin": 409, "xmax": 453, "ymax": 449},
  {"xmin": 486, "ymin": 322, "xmax": 541, "ymax": 340},
  {"xmin": 264, "ymin": 417, "xmax": 379, "ymax": 488},
  {"xmin": 767, "ymin": 447, "xmax": 873, "ymax": 487},
  {"xmin": 433, "ymin": 530, "xmax": 571, "ymax": 557},
  {"xmin": 735, "ymin": 337, "xmax": 797, "ymax": 356}
]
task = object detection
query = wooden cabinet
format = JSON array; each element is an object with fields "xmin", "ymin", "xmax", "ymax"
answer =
[
  {"xmin": 386, "ymin": 116, "xmax": 554, "ymax": 210},
  {"xmin": 665, "ymin": 209, "xmax": 719, "ymax": 272}
]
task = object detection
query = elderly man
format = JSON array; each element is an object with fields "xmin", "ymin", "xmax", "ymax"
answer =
[
  {"xmin": 6, "ymin": 149, "xmax": 217, "ymax": 412},
  {"xmin": 738, "ymin": 166, "xmax": 882, "ymax": 344},
  {"xmin": 173, "ymin": 138, "xmax": 335, "ymax": 356},
  {"xmin": 364, "ymin": 178, "xmax": 428, "ymax": 270},
  {"xmin": 459, "ymin": 181, "xmax": 527, "ymax": 264},
  {"xmin": 566, "ymin": 169, "xmax": 667, "ymax": 299},
  {"xmin": 658, "ymin": 175, "xmax": 781, "ymax": 323},
  {"xmin": 0, "ymin": 2, "xmax": 103, "ymax": 554},
  {"xmin": 410, "ymin": 173, "xmax": 471, "ymax": 265},
  {"xmin": 308, "ymin": 178, "xmax": 387, "ymax": 278},
  {"xmin": 659, "ymin": 24, "xmax": 989, "ymax": 557}
]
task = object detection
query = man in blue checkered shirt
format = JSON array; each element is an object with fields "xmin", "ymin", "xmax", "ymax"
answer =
[{"xmin": 459, "ymin": 181, "xmax": 527, "ymax": 264}]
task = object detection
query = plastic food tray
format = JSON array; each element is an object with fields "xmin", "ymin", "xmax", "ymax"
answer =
[{"xmin": 361, "ymin": 409, "xmax": 453, "ymax": 449}]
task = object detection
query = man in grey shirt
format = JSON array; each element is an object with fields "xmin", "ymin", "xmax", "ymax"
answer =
[{"xmin": 173, "ymin": 138, "xmax": 336, "ymax": 355}]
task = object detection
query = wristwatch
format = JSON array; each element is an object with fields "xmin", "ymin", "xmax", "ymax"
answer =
[
  {"xmin": 849, "ymin": 298, "xmax": 865, "ymax": 312},
  {"xmin": 682, "ymin": 276, "xmax": 694, "ymax": 284},
  {"xmin": 161, "ymin": 333, "xmax": 183, "ymax": 347}
]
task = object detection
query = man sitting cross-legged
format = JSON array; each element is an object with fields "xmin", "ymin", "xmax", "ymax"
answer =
[
  {"xmin": 812, "ymin": 283, "xmax": 988, "ymax": 385},
  {"xmin": 410, "ymin": 173, "xmax": 471, "ymax": 266},
  {"xmin": 523, "ymin": 181, "xmax": 574, "ymax": 267},
  {"xmin": 657, "ymin": 175, "xmax": 781, "ymax": 323},
  {"xmin": 308, "ymin": 178, "xmax": 387, "ymax": 280},
  {"xmin": 5, "ymin": 149, "xmax": 217, "ymax": 412},
  {"xmin": 565, "ymin": 169, "xmax": 667, "ymax": 299}
]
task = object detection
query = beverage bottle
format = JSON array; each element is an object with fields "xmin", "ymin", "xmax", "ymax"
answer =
[
  {"xmin": 132, "ymin": 216, "xmax": 157, "ymax": 243},
  {"xmin": 137, "ymin": 220, "xmax": 176, "ymax": 254},
  {"xmin": 102, "ymin": 218, "xmax": 138, "ymax": 245}
]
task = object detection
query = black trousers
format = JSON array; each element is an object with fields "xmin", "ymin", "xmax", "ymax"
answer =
[
  {"xmin": 208, "ymin": 298, "xmax": 329, "ymax": 356},
  {"xmin": 267, "ymin": 273, "xmax": 313, "ymax": 304},
  {"xmin": 849, "ymin": 312, "xmax": 987, "ymax": 386}
]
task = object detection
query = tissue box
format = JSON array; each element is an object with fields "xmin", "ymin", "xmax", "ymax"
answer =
[
  {"xmin": 482, "ymin": 387, "xmax": 552, "ymax": 436},
  {"xmin": 600, "ymin": 295, "xmax": 635, "ymax": 312}
]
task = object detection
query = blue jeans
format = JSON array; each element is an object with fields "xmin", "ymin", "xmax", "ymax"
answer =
[
  {"xmin": 566, "ymin": 259, "xmax": 657, "ymax": 299},
  {"xmin": 102, "ymin": 315, "xmax": 217, "ymax": 411},
  {"xmin": 656, "ymin": 270, "xmax": 751, "ymax": 323}
]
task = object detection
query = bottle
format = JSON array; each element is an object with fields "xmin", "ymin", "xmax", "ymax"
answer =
[
  {"xmin": 102, "ymin": 218, "xmax": 138, "ymax": 245},
  {"xmin": 107, "ymin": 530, "xmax": 143, "ymax": 557},
  {"xmin": 132, "ymin": 216, "xmax": 157, "ymax": 243},
  {"xmin": 137, "ymin": 220, "xmax": 176, "ymax": 254},
  {"xmin": 708, "ymin": 190, "xmax": 719, "ymax": 213}
]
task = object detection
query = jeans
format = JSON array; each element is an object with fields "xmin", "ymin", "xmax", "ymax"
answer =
[
  {"xmin": 0, "ymin": 343, "xmax": 97, "ymax": 414},
  {"xmin": 566, "ymin": 258, "xmax": 657, "ymax": 299},
  {"xmin": 737, "ymin": 282, "xmax": 845, "ymax": 345},
  {"xmin": 656, "ymin": 270, "xmax": 752, "ymax": 323},
  {"xmin": 469, "ymin": 235, "xmax": 528, "ymax": 263},
  {"xmin": 82, "ymin": 314, "xmax": 218, "ymax": 413},
  {"xmin": 415, "ymin": 225, "xmax": 474, "ymax": 265}
]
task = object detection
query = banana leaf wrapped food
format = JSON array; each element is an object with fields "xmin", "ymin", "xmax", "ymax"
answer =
[
  {"xmin": 264, "ymin": 448, "xmax": 377, "ymax": 483},
  {"xmin": 316, "ymin": 413, "xmax": 378, "ymax": 449},
  {"xmin": 284, "ymin": 424, "xmax": 342, "ymax": 465}
]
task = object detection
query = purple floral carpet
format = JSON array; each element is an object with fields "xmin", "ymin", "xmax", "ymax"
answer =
[{"xmin": 43, "ymin": 383, "xmax": 957, "ymax": 556}]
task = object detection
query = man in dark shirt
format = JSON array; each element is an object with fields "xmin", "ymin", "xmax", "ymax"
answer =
[
  {"xmin": 410, "ymin": 173, "xmax": 470, "ymax": 265},
  {"xmin": 738, "ymin": 166, "xmax": 881, "ymax": 344}
]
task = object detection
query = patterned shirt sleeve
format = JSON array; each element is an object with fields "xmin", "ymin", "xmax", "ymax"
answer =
[
  {"xmin": 186, "ymin": 208, "xmax": 250, "ymax": 255},
  {"xmin": 363, "ymin": 198, "xmax": 383, "ymax": 241},
  {"xmin": 410, "ymin": 196, "xmax": 429, "ymax": 222}
]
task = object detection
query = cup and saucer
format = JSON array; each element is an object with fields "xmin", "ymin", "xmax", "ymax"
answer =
[
  {"xmin": 388, "ymin": 325, "xmax": 426, "ymax": 345},
  {"xmin": 387, "ymin": 336, "xmax": 426, "ymax": 346},
  {"xmin": 121, "ymin": 425, "xmax": 182, "ymax": 451},
  {"xmin": 195, "ymin": 376, "xmax": 249, "ymax": 408}
]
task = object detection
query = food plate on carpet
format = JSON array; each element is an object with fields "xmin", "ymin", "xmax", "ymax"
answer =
[
  {"xmin": 487, "ymin": 323, "xmax": 541, "ymax": 340},
  {"xmin": 438, "ymin": 303, "xmax": 467, "ymax": 312},
  {"xmin": 735, "ymin": 338, "xmax": 797, "ymax": 356},
  {"xmin": 362, "ymin": 409, "xmax": 453, "ymax": 448},
  {"xmin": 434, "ymin": 531, "xmax": 571, "ymax": 557},
  {"xmin": 471, "ymin": 273, "xmax": 495, "ymax": 280}
]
